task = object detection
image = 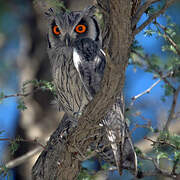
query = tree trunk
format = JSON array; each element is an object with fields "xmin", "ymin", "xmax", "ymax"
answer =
[{"xmin": 32, "ymin": 0, "xmax": 133, "ymax": 179}]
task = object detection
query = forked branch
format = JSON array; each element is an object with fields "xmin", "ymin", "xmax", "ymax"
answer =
[{"xmin": 133, "ymin": 0, "xmax": 177, "ymax": 35}]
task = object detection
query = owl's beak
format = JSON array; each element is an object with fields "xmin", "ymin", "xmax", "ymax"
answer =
[{"xmin": 64, "ymin": 33, "xmax": 71, "ymax": 46}]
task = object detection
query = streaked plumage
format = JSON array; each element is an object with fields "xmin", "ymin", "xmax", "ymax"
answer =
[{"xmin": 46, "ymin": 6, "xmax": 137, "ymax": 175}]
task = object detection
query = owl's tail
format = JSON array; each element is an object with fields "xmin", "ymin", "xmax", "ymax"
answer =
[{"xmin": 110, "ymin": 127, "xmax": 137, "ymax": 175}]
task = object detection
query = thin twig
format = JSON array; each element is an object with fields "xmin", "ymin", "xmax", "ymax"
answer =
[
  {"xmin": 130, "ymin": 79, "xmax": 161, "ymax": 107},
  {"xmin": 165, "ymin": 34, "xmax": 180, "ymax": 56},
  {"xmin": 2, "ymin": 87, "xmax": 41, "ymax": 99},
  {"xmin": 155, "ymin": 71, "xmax": 175, "ymax": 91},
  {"xmin": 133, "ymin": 0, "xmax": 176, "ymax": 35},
  {"xmin": 3, "ymin": 92, "xmax": 32, "ymax": 98},
  {"xmin": 131, "ymin": 123, "xmax": 151, "ymax": 135},
  {"xmin": 132, "ymin": 0, "xmax": 161, "ymax": 28},
  {"xmin": 0, "ymin": 138, "xmax": 46, "ymax": 149},
  {"xmin": 144, "ymin": 137, "xmax": 179, "ymax": 150},
  {"xmin": 132, "ymin": 50, "xmax": 175, "ymax": 91},
  {"xmin": 135, "ymin": 119, "xmax": 180, "ymax": 153},
  {"xmin": 164, "ymin": 86, "xmax": 180, "ymax": 131},
  {"xmin": 155, "ymin": 22, "xmax": 180, "ymax": 56},
  {"xmin": 1, "ymin": 81, "xmax": 55, "ymax": 100}
]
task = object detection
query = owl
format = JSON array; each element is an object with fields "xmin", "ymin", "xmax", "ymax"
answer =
[{"xmin": 46, "ymin": 6, "xmax": 137, "ymax": 175}]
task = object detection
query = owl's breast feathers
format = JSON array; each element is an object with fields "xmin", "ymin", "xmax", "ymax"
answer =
[{"xmin": 73, "ymin": 38, "xmax": 106, "ymax": 97}]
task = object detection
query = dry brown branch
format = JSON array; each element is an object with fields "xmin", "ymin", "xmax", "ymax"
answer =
[
  {"xmin": 1, "ymin": 82, "xmax": 54, "ymax": 100},
  {"xmin": 144, "ymin": 137, "xmax": 179, "ymax": 150},
  {"xmin": 132, "ymin": 0, "xmax": 161, "ymax": 29},
  {"xmin": 131, "ymin": 123, "xmax": 151, "ymax": 135},
  {"xmin": 133, "ymin": 0, "xmax": 177, "ymax": 35},
  {"xmin": 1, "ymin": 89, "xmax": 39, "ymax": 99}
]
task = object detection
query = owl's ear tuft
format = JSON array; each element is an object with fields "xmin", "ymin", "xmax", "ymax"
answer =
[
  {"xmin": 45, "ymin": 7, "xmax": 66, "ymax": 17},
  {"xmin": 83, "ymin": 5, "xmax": 96, "ymax": 17},
  {"xmin": 45, "ymin": 8, "xmax": 55, "ymax": 17}
]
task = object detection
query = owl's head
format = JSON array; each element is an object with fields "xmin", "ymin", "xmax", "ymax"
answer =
[{"xmin": 46, "ymin": 6, "xmax": 101, "ymax": 49}]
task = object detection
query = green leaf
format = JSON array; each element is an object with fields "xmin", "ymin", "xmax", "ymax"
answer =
[
  {"xmin": 9, "ymin": 140, "xmax": 19, "ymax": 155},
  {"xmin": 174, "ymin": 151, "xmax": 180, "ymax": 161},
  {"xmin": 17, "ymin": 99, "xmax": 27, "ymax": 111},
  {"xmin": 144, "ymin": 29, "xmax": 155, "ymax": 37},
  {"xmin": 22, "ymin": 79, "xmax": 38, "ymax": 93},
  {"xmin": 164, "ymin": 84, "xmax": 174, "ymax": 96},
  {"xmin": 145, "ymin": 6, "xmax": 156, "ymax": 15},
  {"xmin": 101, "ymin": 163, "xmax": 110, "ymax": 170},
  {"xmin": 77, "ymin": 169, "xmax": 94, "ymax": 180},
  {"xmin": 131, "ymin": 40, "xmax": 143, "ymax": 51},
  {"xmin": 149, "ymin": 126, "xmax": 155, "ymax": 133},
  {"xmin": 169, "ymin": 134, "xmax": 180, "ymax": 149},
  {"xmin": 134, "ymin": 146, "xmax": 143, "ymax": 156},
  {"xmin": 0, "ymin": 165, "xmax": 8, "ymax": 177}
]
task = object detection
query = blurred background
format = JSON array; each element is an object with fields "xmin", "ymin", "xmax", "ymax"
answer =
[{"xmin": 0, "ymin": 0, "xmax": 179, "ymax": 180}]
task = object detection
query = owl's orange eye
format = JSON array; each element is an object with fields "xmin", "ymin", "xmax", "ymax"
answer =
[
  {"xmin": 53, "ymin": 25, "xmax": 61, "ymax": 35},
  {"xmin": 75, "ymin": 24, "xmax": 87, "ymax": 34}
]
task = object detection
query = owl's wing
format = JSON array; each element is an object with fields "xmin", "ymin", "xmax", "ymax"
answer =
[{"xmin": 73, "ymin": 48, "xmax": 106, "ymax": 98}]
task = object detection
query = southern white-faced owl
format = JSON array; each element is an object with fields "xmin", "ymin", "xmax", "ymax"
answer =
[
  {"xmin": 46, "ymin": 6, "xmax": 137, "ymax": 175},
  {"xmin": 47, "ymin": 6, "xmax": 105, "ymax": 117}
]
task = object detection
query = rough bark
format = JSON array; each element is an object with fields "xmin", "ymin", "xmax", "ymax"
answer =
[{"xmin": 32, "ymin": 0, "xmax": 132, "ymax": 179}]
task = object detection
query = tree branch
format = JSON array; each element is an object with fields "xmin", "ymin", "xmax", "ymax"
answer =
[
  {"xmin": 144, "ymin": 137, "xmax": 179, "ymax": 150},
  {"xmin": 133, "ymin": 0, "xmax": 177, "ymax": 36},
  {"xmin": 136, "ymin": 119, "xmax": 180, "ymax": 153},
  {"xmin": 132, "ymin": 50, "xmax": 175, "ymax": 91},
  {"xmin": 130, "ymin": 78, "xmax": 161, "ymax": 107},
  {"xmin": 132, "ymin": 0, "xmax": 161, "ymax": 29},
  {"xmin": 132, "ymin": 50, "xmax": 180, "ymax": 132},
  {"xmin": 155, "ymin": 22, "xmax": 180, "ymax": 56}
]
